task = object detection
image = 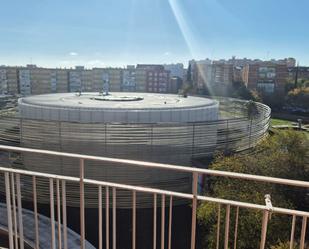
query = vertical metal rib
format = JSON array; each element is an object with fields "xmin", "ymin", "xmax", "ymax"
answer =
[
  {"xmin": 300, "ymin": 216, "xmax": 307, "ymax": 249},
  {"xmin": 16, "ymin": 173, "xmax": 24, "ymax": 249},
  {"xmin": 56, "ymin": 179, "xmax": 62, "ymax": 249},
  {"xmin": 289, "ymin": 215, "xmax": 296, "ymax": 249},
  {"xmin": 224, "ymin": 204, "xmax": 230, "ymax": 249},
  {"xmin": 161, "ymin": 194, "xmax": 165, "ymax": 249},
  {"xmin": 259, "ymin": 210, "xmax": 269, "ymax": 249},
  {"xmin": 106, "ymin": 186, "xmax": 110, "ymax": 249},
  {"xmin": 79, "ymin": 159, "xmax": 85, "ymax": 249},
  {"xmin": 62, "ymin": 180, "xmax": 68, "ymax": 249},
  {"xmin": 98, "ymin": 186, "xmax": 102, "ymax": 249},
  {"xmin": 49, "ymin": 178, "xmax": 56, "ymax": 249},
  {"xmin": 33, "ymin": 176, "xmax": 39, "ymax": 249},
  {"xmin": 216, "ymin": 204, "xmax": 221, "ymax": 249},
  {"xmin": 11, "ymin": 173, "xmax": 18, "ymax": 249},
  {"xmin": 191, "ymin": 172, "xmax": 198, "ymax": 249},
  {"xmin": 153, "ymin": 193, "xmax": 157, "ymax": 249},
  {"xmin": 113, "ymin": 187, "xmax": 117, "ymax": 249},
  {"xmin": 132, "ymin": 190, "xmax": 136, "ymax": 249},
  {"xmin": 168, "ymin": 196, "xmax": 173, "ymax": 249},
  {"xmin": 233, "ymin": 206, "xmax": 239, "ymax": 249},
  {"xmin": 5, "ymin": 172, "xmax": 14, "ymax": 249}
]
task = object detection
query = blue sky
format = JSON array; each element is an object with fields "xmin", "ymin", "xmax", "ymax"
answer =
[{"xmin": 1, "ymin": 0, "xmax": 309, "ymax": 68}]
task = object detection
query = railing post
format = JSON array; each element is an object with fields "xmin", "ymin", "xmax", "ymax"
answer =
[
  {"xmin": 50, "ymin": 178, "xmax": 56, "ymax": 249},
  {"xmin": 161, "ymin": 194, "xmax": 165, "ymax": 249},
  {"xmin": 153, "ymin": 193, "xmax": 157, "ymax": 249},
  {"xmin": 98, "ymin": 186, "xmax": 103, "ymax": 249},
  {"xmin": 62, "ymin": 180, "xmax": 68, "ymax": 249},
  {"xmin": 11, "ymin": 173, "xmax": 18, "ymax": 249},
  {"xmin": 112, "ymin": 187, "xmax": 117, "ymax": 249},
  {"xmin": 5, "ymin": 172, "xmax": 14, "ymax": 249},
  {"xmin": 224, "ymin": 205, "xmax": 230, "ymax": 249},
  {"xmin": 289, "ymin": 215, "xmax": 296, "ymax": 249},
  {"xmin": 33, "ymin": 176, "xmax": 39, "ymax": 249},
  {"xmin": 80, "ymin": 159, "xmax": 85, "ymax": 249},
  {"xmin": 16, "ymin": 173, "xmax": 25, "ymax": 249},
  {"xmin": 259, "ymin": 210, "xmax": 269, "ymax": 249},
  {"xmin": 190, "ymin": 172, "xmax": 198, "ymax": 249},
  {"xmin": 233, "ymin": 206, "xmax": 239, "ymax": 249},
  {"xmin": 132, "ymin": 190, "xmax": 136, "ymax": 249},
  {"xmin": 168, "ymin": 196, "xmax": 173, "ymax": 249},
  {"xmin": 106, "ymin": 187, "xmax": 110, "ymax": 249},
  {"xmin": 216, "ymin": 204, "xmax": 221, "ymax": 249},
  {"xmin": 300, "ymin": 216, "xmax": 307, "ymax": 249},
  {"xmin": 56, "ymin": 179, "xmax": 62, "ymax": 249}
]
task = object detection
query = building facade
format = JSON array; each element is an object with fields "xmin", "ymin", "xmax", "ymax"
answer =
[
  {"xmin": 190, "ymin": 60, "xmax": 233, "ymax": 92},
  {"xmin": 136, "ymin": 64, "xmax": 171, "ymax": 93},
  {"xmin": 0, "ymin": 68, "xmax": 8, "ymax": 94},
  {"xmin": 122, "ymin": 66, "xmax": 136, "ymax": 92},
  {"xmin": 243, "ymin": 63, "xmax": 289, "ymax": 94},
  {"xmin": 163, "ymin": 63, "xmax": 184, "ymax": 79},
  {"xmin": 19, "ymin": 69, "xmax": 31, "ymax": 95}
]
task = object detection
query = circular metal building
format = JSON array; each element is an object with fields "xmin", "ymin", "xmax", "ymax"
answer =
[
  {"xmin": 0, "ymin": 93, "xmax": 271, "ymax": 208},
  {"xmin": 18, "ymin": 92, "xmax": 219, "ymax": 123}
]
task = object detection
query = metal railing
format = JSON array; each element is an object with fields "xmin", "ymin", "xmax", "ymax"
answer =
[{"xmin": 0, "ymin": 144, "xmax": 308, "ymax": 249}]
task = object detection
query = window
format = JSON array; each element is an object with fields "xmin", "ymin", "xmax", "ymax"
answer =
[{"xmin": 257, "ymin": 83, "xmax": 275, "ymax": 93}]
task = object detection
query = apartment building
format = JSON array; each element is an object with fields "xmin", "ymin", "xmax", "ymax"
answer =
[
  {"xmin": 122, "ymin": 65, "xmax": 136, "ymax": 92},
  {"xmin": 215, "ymin": 56, "xmax": 296, "ymax": 67},
  {"xmin": 163, "ymin": 63, "xmax": 184, "ymax": 79},
  {"xmin": 136, "ymin": 65, "xmax": 170, "ymax": 93},
  {"xmin": 19, "ymin": 68, "xmax": 31, "ymax": 95},
  {"xmin": 30, "ymin": 68, "xmax": 53, "ymax": 95},
  {"xmin": 169, "ymin": 76, "xmax": 183, "ymax": 93},
  {"xmin": 82, "ymin": 70, "xmax": 94, "ymax": 92},
  {"xmin": 0, "ymin": 68, "xmax": 8, "ymax": 94},
  {"xmin": 106, "ymin": 68, "xmax": 122, "ymax": 92},
  {"xmin": 51, "ymin": 69, "xmax": 69, "ymax": 93},
  {"xmin": 92, "ymin": 68, "xmax": 122, "ymax": 93},
  {"xmin": 135, "ymin": 66, "xmax": 148, "ymax": 92},
  {"xmin": 0, "ymin": 67, "xmax": 19, "ymax": 95},
  {"xmin": 190, "ymin": 60, "xmax": 233, "ymax": 92},
  {"xmin": 211, "ymin": 62, "xmax": 234, "ymax": 86},
  {"xmin": 68, "ymin": 67, "xmax": 83, "ymax": 92},
  {"xmin": 243, "ymin": 63, "xmax": 288, "ymax": 94}
]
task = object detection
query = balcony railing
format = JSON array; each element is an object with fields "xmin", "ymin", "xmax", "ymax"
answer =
[{"xmin": 0, "ymin": 144, "xmax": 308, "ymax": 249}]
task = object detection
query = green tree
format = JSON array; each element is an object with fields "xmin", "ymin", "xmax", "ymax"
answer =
[
  {"xmin": 245, "ymin": 100, "xmax": 259, "ymax": 118},
  {"xmin": 286, "ymin": 87, "xmax": 309, "ymax": 110},
  {"xmin": 197, "ymin": 130, "xmax": 309, "ymax": 249},
  {"xmin": 270, "ymin": 241, "xmax": 299, "ymax": 249}
]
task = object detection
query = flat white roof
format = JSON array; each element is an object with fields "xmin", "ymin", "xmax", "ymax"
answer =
[
  {"xmin": 18, "ymin": 92, "xmax": 219, "ymax": 123},
  {"xmin": 19, "ymin": 92, "xmax": 216, "ymax": 110}
]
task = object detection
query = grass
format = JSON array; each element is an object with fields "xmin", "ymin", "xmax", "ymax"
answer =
[{"xmin": 270, "ymin": 118, "xmax": 293, "ymax": 126}]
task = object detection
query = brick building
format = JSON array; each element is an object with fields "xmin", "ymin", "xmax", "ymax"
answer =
[
  {"xmin": 242, "ymin": 63, "xmax": 289, "ymax": 94},
  {"xmin": 136, "ymin": 65, "xmax": 170, "ymax": 93}
]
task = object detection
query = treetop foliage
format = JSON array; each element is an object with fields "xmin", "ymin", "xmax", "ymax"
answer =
[{"xmin": 197, "ymin": 130, "xmax": 309, "ymax": 249}]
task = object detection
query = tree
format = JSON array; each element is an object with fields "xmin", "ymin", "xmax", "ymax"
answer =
[
  {"xmin": 197, "ymin": 130, "xmax": 309, "ymax": 249},
  {"xmin": 245, "ymin": 100, "xmax": 259, "ymax": 118},
  {"xmin": 270, "ymin": 241, "xmax": 299, "ymax": 249},
  {"xmin": 286, "ymin": 87, "xmax": 309, "ymax": 110}
]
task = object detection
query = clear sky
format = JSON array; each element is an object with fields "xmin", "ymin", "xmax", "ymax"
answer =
[{"xmin": 1, "ymin": 0, "xmax": 309, "ymax": 68}]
